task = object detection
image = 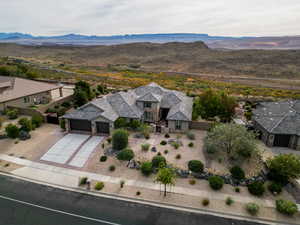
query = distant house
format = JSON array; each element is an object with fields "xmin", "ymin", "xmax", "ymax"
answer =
[
  {"xmin": 62, "ymin": 82, "xmax": 193, "ymax": 135},
  {"xmin": 0, "ymin": 76, "xmax": 63, "ymax": 112},
  {"xmin": 252, "ymin": 100, "xmax": 300, "ymax": 150}
]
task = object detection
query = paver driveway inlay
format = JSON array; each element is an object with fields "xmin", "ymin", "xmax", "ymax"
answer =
[
  {"xmin": 69, "ymin": 136, "xmax": 104, "ymax": 167},
  {"xmin": 40, "ymin": 134, "xmax": 90, "ymax": 164}
]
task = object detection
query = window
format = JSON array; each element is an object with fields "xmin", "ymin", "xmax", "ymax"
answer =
[
  {"xmin": 175, "ymin": 120, "xmax": 182, "ymax": 130},
  {"xmin": 143, "ymin": 102, "xmax": 152, "ymax": 108},
  {"xmin": 144, "ymin": 111, "xmax": 153, "ymax": 121},
  {"xmin": 23, "ymin": 97, "xmax": 30, "ymax": 103}
]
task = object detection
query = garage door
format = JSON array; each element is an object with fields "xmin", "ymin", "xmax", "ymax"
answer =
[
  {"xmin": 274, "ymin": 134, "xmax": 290, "ymax": 147},
  {"xmin": 96, "ymin": 122, "xmax": 110, "ymax": 134},
  {"xmin": 69, "ymin": 119, "xmax": 91, "ymax": 132}
]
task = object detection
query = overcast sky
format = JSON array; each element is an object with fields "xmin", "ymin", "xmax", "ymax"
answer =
[{"xmin": 1, "ymin": 0, "xmax": 300, "ymax": 37}]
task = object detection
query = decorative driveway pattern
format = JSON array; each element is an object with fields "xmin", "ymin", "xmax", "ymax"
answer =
[
  {"xmin": 40, "ymin": 134, "xmax": 90, "ymax": 164},
  {"xmin": 69, "ymin": 136, "xmax": 104, "ymax": 167}
]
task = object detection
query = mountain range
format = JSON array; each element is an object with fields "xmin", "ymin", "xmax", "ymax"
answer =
[{"xmin": 0, "ymin": 32, "xmax": 300, "ymax": 49}]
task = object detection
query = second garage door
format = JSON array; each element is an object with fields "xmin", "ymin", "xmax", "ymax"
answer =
[
  {"xmin": 69, "ymin": 119, "xmax": 92, "ymax": 132},
  {"xmin": 96, "ymin": 122, "xmax": 110, "ymax": 134}
]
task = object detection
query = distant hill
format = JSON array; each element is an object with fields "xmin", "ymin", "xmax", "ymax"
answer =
[{"xmin": 0, "ymin": 41, "xmax": 300, "ymax": 79}]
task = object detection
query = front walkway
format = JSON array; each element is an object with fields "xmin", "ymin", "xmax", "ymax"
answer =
[{"xmin": 0, "ymin": 154, "xmax": 274, "ymax": 207}]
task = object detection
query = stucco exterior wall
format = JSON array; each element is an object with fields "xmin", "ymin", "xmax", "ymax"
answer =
[
  {"xmin": 168, "ymin": 120, "xmax": 189, "ymax": 133},
  {"xmin": 0, "ymin": 91, "xmax": 52, "ymax": 111}
]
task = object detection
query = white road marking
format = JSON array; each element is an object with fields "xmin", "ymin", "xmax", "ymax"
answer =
[{"xmin": 0, "ymin": 194, "xmax": 121, "ymax": 225}]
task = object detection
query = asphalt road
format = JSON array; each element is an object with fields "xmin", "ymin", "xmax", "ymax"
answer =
[{"xmin": 0, "ymin": 175, "xmax": 267, "ymax": 225}]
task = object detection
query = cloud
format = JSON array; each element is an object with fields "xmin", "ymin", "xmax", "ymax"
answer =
[{"xmin": 0, "ymin": 0, "xmax": 299, "ymax": 36}]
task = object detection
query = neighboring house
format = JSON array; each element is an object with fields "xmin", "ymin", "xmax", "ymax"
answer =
[
  {"xmin": 252, "ymin": 100, "xmax": 300, "ymax": 150},
  {"xmin": 62, "ymin": 82, "xmax": 193, "ymax": 135},
  {"xmin": 0, "ymin": 76, "xmax": 63, "ymax": 112}
]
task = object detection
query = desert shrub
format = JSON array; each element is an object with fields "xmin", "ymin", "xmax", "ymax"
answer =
[
  {"xmin": 94, "ymin": 182, "xmax": 104, "ymax": 190},
  {"xmin": 6, "ymin": 109, "xmax": 18, "ymax": 120},
  {"xmin": 18, "ymin": 118, "xmax": 32, "ymax": 132},
  {"xmin": 267, "ymin": 154, "xmax": 300, "ymax": 185},
  {"xmin": 186, "ymin": 131, "xmax": 195, "ymax": 140},
  {"xmin": 128, "ymin": 119, "xmax": 141, "ymax": 130},
  {"xmin": 100, "ymin": 155, "xmax": 107, "ymax": 162},
  {"xmin": 141, "ymin": 143, "xmax": 150, "ymax": 151},
  {"xmin": 188, "ymin": 160, "xmax": 204, "ymax": 173},
  {"xmin": 247, "ymin": 181, "xmax": 265, "ymax": 196},
  {"xmin": 5, "ymin": 124, "xmax": 19, "ymax": 139},
  {"xmin": 79, "ymin": 177, "xmax": 88, "ymax": 186},
  {"xmin": 157, "ymin": 152, "xmax": 161, "ymax": 156},
  {"xmin": 60, "ymin": 119, "xmax": 66, "ymax": 130},
  {"xmin": 107, "ymin": 137, "xmax": 112, "ymax": 143},
  {"xmin": 189, "ymin": 179, "xmax": 196, "ymax": 185},
  {"xmin": 268, "ymin": 182, "xmax": 282, "ymax": 195},
  {"xmin": 164, "ymin": 133, "xmax": 170, "ymax": 138},
  {"xmin": 188, "ymin": 142, "xmax": 194, "ymax": 147},
  {"xmin": 109, "ymin": 165, "xmax": 116, "ymax": 171},
  {"xmin": 246, "ymin": 203, "xmax": 260, "ymax": 215},
  {"xmin": 136, "ymin": 191, "xmax": 141, "ymax": 196},
  {"xmin": 117, "ymin": 148, "xmax": 134, "ymax": 161},
  {"xmin": 112, "ymin": 129, "xmax": 128, "ymax": 150},
  {"xmin": 31, "ymin": 115, "xmax": 43, "ymax": 128},
  {"xmin": 120, "ymin": 180, "xmax": 125, "ymax": 188},
  {"xmin": 202, "ymin": 198, "xmax": 210, "ymax": 206},
  {"xmin": 230, "ymin": 166, "xmax": 245, "ymax": 180},
  {"xmin": 114, "ymin": 118, "xmax": 128, "ymax": 129},
  {"xmin": 171, "ymin": 142, "xmax": 180, "ymax": 149},
  {"xmin": 160, "ymin": 140, "xmax": 167, "ymax": 145},
  {"xmin": 276, "ymin": 199, "xmax": 298, "ymax": 216},
  {"xmin": 235, "ymin": 187, "xmax": 240, "ymax": 193},
  {"xmin": 164, "ymin": 150, "xmax": 168, "ymax": 154},
  {"xmin": 226, "ymin": 197, "xmax": 234, "ymax": 206},
  {"xmin": 141, "ymin": 161, "xmax": 153, "ymax": 176},
  {"xmin": 152, "ymin": 155, "xmax": 166, "ymax": 168},
  {"xmin": 208, "ymin": 176, "xmax": 224, "ymax": 190},
  {"xmin": 61, "ymin": 101, "xmax": 71, "ymax": 108},
  {"xmin": 175, "ymin": 154, "xmax": 181, "ymax": 159}
]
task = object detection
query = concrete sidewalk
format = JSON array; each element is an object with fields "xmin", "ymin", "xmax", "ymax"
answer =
[{"xmin": 0, "ymin": 154, "xmax": 274, "ymax": 207}]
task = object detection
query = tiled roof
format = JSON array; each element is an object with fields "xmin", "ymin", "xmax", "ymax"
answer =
[
  {"xmin": 0, "ymin": 76, "xmax": 60, "ymax": 103},
  {"xmin": 253, "ymin": 100, "xmax": 300, "ymax": 135},
  {"xmin": 63, "ymin": 82, "xmax": 193, "ymax": 122}
]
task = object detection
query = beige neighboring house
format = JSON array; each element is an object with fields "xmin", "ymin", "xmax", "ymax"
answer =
[{"xmin": 0, "ymin": 76, "xmax": 63, "ymax": 112}]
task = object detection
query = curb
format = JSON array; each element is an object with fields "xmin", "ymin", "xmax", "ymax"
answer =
[{"xmin": 0, "ymin": 170, "xmax": 299, "ymax": 225}]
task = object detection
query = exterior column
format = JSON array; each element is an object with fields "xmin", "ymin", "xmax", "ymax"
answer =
[
  {"xmin": 267, "ymin": 134, "xmax": 275, "ymax": 147},
  {"xmin": 59, "ymin": 87, "xmax": 63, "ymax": 97}
]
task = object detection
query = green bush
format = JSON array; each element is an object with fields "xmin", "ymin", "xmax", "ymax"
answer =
[
  {"xmin": 188, "ymin": 160, "xmax": 204, "ymax": 173},
  {"xmin": 109, "ymin": 165, "xmax": 116, "ymax": 171},
  {"xmin": 141, "ymin": 143, "xmax": 150, "ymax": 151},
  {"xmin": 268, "ymin": 182, "xmax": 282, "ymax": 195},
  {"xmin": 160, "ymin": 140, "xmax": 167, "ymax": 145},
  {"xmin": 5, "ymin": 124, "xmax": 19, "ymax": 139},
  {"xmin": 117, "ymin": 148, "xmax": 134, "ymax": 161},
  {"xmin": 94, "ymin": 182, "xmax": 104, "ymax": 190},
  {"xmin": 152, "ymin": 155, "xmax": 167, "ymax": 168},
  {"xmin": 7, "ymin": 109, "xmax": 18, "ymax": 120},
  {"xmin": 164, "ymin": 150, "xmax": 168, "ymax": 154},
  {"xmin": 202, "ymin": 198, "xmax": 210, "ymax": 206},
  {"xmin": 276, "ymin": 199, "xmax": 298, "ymax": 216},
  {"xmin": 112, "ymin": 129, "xmax": 128, "ymax": 150},
  {"xmin": 100, "ymin": 155, "xmax": 107, "ymax": 162},
  {"xmin": 128, "ymin": 120, "xmax": 141, "ymax": 130},
  {"xmin": 246, "ymin": 203, "xmax": 260, "ymax": 216},
  {"xmin": 226, "ymin": 197, "xmax": 234, "ymax": 206},
  {"xmin": 208, "ymin": 176, "xmax": 224, "ymax": 190},
  {"xmin": 230, "ymin": 166, "xmax": 245, "ymax": 180},
  {"xmin": 18, "ymin": 118, "xmax": 32, "ymax": 132},
  {"xmin": 164, "ymin": 133, "xmax": 170, "ymax": 138},
  {"xmin": 247, "ymin": 181, "xmax": 265, "ymax": 196},
  {"xmin": 114, "ymin": 118, "xmax": 128, "ymax": 129},
  {"xmin": 188, "ymin": 142, "xmax": 194, "ymax": 147},
  {"xmin": 186, "ymin": 131, "xmax": 195, "ymax": 140},
  {"xmin": 31, "ymin": 115, "xmax": 43, "ymax": 128},
  {"xmin": 175, "ymin": 154, "xmax": 181, "ymax": 159},
  {"xmin": 171, "ymin": 142, "xmax": 180, "ymax": 149},
  {"xmin": 141, "ymin": 161, "xmax": 153, "ymax": 176},
  {"xmin": 60, "ymin": 119, "xmax": 66, "ymax": 130},
  {"xmin": 235, "ymin": 187, "xmax": 240, "ymax": 193},
  {"xmin": 79, "ymin": 177, "xmax": 88, "ymax": 186}
]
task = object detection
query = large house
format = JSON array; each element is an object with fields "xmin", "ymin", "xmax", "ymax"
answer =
[
  {"xmin": 0, "ymin": 76, "xmax": 63, "ymax": 112},
  {"xmin": 63, "ymin": 83, "xmax": 193, "ymax": 135},
  {"xmin": 252, "ymin": 100, "xmax": 300, "ymax": 150}
]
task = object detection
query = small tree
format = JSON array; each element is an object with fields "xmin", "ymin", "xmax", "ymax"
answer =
[
  {"xmin": 276, "ymin": 199, "xmax": 298, "ymax": 216},
  {"xmin": 114, "ymin": 118, "xmax": 128, "ymax": 129},
  {"xmin": 188, "ymin": 160, "xmax": 204, "ymax": 173},
  {"xmin": 5, "ymin": 124, "xmax": 19, "ymax": 139},
  {"xmin": 152, "ymin": 155, "xmax": 167, "ymax": 168},
  {"xmin": 155, "ymin": 167, "xmax": 176, "ymax": 197},
  {"xmin": 204, "ymin": 123, "xmax": 257, "ymax": 159},
  {"xmin": 141, "ymin": 161, "xmax": 153, "ymax": 176},
  {"xmin": 73, "ymin": 90, "xmax": 88, "ymax": 108},
  {"xmin": 267, "ymin": 154, "xmax": 300, "ymax": 184},
  {"xmin": 31, "ymin": 115, "xmax": 44, "ymax": 128},
  {"xmin": 112, "ymin": 129, "xmax": 128, "ymax": 150}
]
